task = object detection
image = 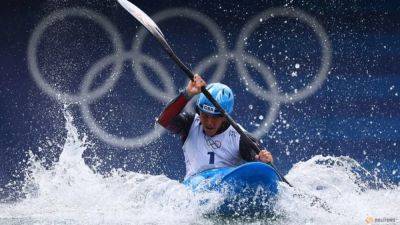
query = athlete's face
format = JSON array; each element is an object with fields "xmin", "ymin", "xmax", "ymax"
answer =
[{"xmin": 199, "ymin": 112, "xmax": 226, "ymax": 136}]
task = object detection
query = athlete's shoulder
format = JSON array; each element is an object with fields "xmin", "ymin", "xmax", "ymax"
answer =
[
  {"xmin": 192, "ymin": 113, "xmax": 201, "ymax": 123},
  {"xmin": 226, "ymin": 125, "xmax": 242, "ymax": 142}
]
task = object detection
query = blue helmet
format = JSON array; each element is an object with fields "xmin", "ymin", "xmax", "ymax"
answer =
[{"xmin": 196, "ymin": 83, "xmax": 234, "ymax": 116}]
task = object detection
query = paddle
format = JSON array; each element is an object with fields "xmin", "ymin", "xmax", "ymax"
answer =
[
  {"xmin": 117, "ymin": 0, "xmax": 332, "ymax": 212},
  {"xmin": 117, "ymin": 0, "xmax": 289, "ymax": 184}
]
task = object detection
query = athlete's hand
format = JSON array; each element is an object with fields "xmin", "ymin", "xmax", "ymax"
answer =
[
  {"xmin": 186, "ymin": 74, "xmax": 206, "ymax": 97},
  {"xmin": 255, "ymin": 149, "xmax": 273, "ymax": 164}
]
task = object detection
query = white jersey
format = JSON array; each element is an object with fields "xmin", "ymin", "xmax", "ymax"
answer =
[{"xmin": 182, "ymin": 114, "xmax": 244, "ymax": 178}]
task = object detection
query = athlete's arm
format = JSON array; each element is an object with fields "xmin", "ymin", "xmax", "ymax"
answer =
[
  {"xmin": 157, "ymin": 74, "xmax": 206, "ymax": 141},
  {"xmin": 157, "ymin": 91, "xmax": 195, "ymax": 137}
]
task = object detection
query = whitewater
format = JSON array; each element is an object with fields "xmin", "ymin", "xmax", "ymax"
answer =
[{"xmin": 0, "ymin": 110, "xmax": 398, "ymax": 225}]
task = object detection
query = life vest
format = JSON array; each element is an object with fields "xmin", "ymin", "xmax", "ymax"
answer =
[{"xmin": 182, "ymin": 114, "xmax": 244, "ymax": 178}]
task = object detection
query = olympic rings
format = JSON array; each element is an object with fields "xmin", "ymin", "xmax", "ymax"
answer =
[{"xmin": 27, "ymin": 6, "xmax": 332, "ymax": 148}]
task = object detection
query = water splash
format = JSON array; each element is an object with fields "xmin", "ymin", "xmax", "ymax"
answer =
[
  {"xmin": 274, "ymin": 156, "xmax": 400, "ymax": 225},
  {"xmin": 0, "ymin": 109, "xmax": 398, "ymax": 225},
  {"xmin": 0, "ymin": 109, "xmax": 219, "ymax": 225}
]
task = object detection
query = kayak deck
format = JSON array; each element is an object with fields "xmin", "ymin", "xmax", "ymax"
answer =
[{"xmin": 183, "ymin": 162, "xmax": 281, "ymax": 216}]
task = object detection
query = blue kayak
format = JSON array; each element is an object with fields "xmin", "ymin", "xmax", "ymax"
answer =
[{"xmin": 183, "ymin": 162, "xmax": 281, "ymax": 216}]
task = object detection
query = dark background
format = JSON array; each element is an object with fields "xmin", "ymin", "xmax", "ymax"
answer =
[{"xmin": 1, "ymin": 0, "xmax": 399, "ymax": 200}]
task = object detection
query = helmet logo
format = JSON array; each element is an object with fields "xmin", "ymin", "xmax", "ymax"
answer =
[{"xmin": 202, "ymin": 104, "xmax": 216, "ymax": 114}]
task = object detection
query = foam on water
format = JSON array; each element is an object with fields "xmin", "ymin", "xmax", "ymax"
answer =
[
  {"xmin": 0, "ymin": 109, "xmax": 398, "ymax": 225},
  {"xmin": 274, "ymin": 157, "xmax": 399, "ymax": 225}
]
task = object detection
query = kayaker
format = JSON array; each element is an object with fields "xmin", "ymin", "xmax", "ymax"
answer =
[{"xmin": 157, "ymin": 74, "xmax": 273, "ymax": 179}]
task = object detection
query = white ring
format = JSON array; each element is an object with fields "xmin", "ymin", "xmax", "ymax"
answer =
[
  {"xmin": 235, "ymin": 7, "xmax": 332, "ymax": 103},
  {"xmin": 79, "ymin": 52, "xmax": 170, "ymax": 148},
  {"xmin": 27, "ymin": 8, "xmax": 124, "ymax": 104},
  {"xmin": 233, "ymin": 53, "xmax": 281, "ymax": 138}
]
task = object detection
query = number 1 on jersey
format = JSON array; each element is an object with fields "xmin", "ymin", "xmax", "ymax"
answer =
[{"xmin": 207, "ymin": 152, "xmax": 215, "ymax": 164}]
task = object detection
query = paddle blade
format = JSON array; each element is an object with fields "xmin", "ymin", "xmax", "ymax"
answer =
[{"xmin": 117, "ymin": 0, "xmax": 165, "ymax": 39}]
